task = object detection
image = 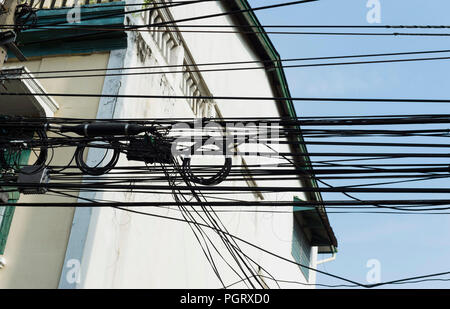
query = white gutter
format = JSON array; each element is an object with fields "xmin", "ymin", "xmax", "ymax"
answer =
[{"xmin": 316, "ymin": 252, "xmax": 337, "ymax": 265}]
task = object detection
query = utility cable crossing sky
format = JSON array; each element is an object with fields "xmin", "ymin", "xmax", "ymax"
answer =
[{"xmin": 1, "ymin": 0, "xmax": 450, "ymax": 289}]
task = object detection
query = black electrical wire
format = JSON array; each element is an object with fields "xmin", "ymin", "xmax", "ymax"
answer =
[
  {"xmin": 30, "ymin": 159, "xmax": 450, "ymax": 170},
  {"xmin": 4, "ymin": 114, "xmax": 450, "ymax": 124},
  {"xmin": 9, "ymin": 23, "xmax": 450, "ymax": 30},
  {"xmin": 108, "ymin": 206, "xmax": 450, "ymax": 288},
  {"xmin": 8, "ymin": 134, "xmax": 450, "ymax": 155},
  {"xmin": 6, "ymin": 92, "xmax": 450, "ymax": 105},
  {"xmin": 3, "ymin": 176, "xmax": 450, "ymax": 193},
  {"xmin": 8, "ymin": 199, "xmax": 450, "ymax": 209},
  {"xmin": 9, "ymin": 129, "xmax": 450, "ymax": 157},
  {"xmin": 35, "ymin": 1, "xmax": 222, "ymax": 10},
  {"xmin": 39, "ymin": 191, "xmax": 450, "ymax": 216},
  {"xmin": 4, "ymin": 117, "xmax": 450, "ymax": 195},
  {"xmin": 16, "ymin": 0, "xmax": 318, "ymax": 43},
  {"xmin": 163, "ymin": 24, "xmax": 450, "ymax": 29},
  {"xmin": 47, "ymin": 172, "xmax": 450, "ymax": 183},
  {"xmin": 11, "ymin": 23, "xmax": 450, "ymax": 37},
  {"xmin": 173, "ymin": 156, "xmax": 271, "ymax": 289},
  {"xmin": 180, "ymin": 157, "xmax": 232, "ymax": 186},
  {"xmin": 166, "ymin": 170, "xmax": 229, "ymax": 288},
  {"xmin": 88, "ymin": 0, "xmax": 319, "ymax": 29},
  {"xmin": 0, "ymin": 127, "xmax": 48, "ymax": 174},
  {"xmin": 224, "ymin": 273, "xmax": 450, "ymax": 289},
  {"xmin": 5, "ymin": 122, "xmax": 447, "ymax": 185},
  {"xmin": 52, "ymin": 179, "xmax": 232, "ymax": 289},
  {"xmin": 163, "ymin": 158, "xmax": 266, "ymax": 289},
  {"xmin": 265, "ymin": 143, "xmax": 449, "ymax": 214},
  {"xmin": 21, "ymin": 184, "xmax": 449, "ymax": 288},
  {"xmin": 74, "ymin": 144, "xmax": 119, "ymax": 175},
  {"xmin": 44, "ymin": 174, "xmax": 450, "ymax": 185},
  {"xmin": 6, "ymin": 55, "xmax": 450, "ymax": 81},
  {"xmin": 6, "ymin": 142, "xmax": 450, "ymax": 173},
  {"xmin": 168, "ymin": 134, "xmax": 450, "ymax": 148},
  {"xmin": 15, "ymin": 3, "xmax": 38, "ymax": 32},
  {"xmin": 163, "ymin": 154, "xmax": 253, "ymax": 288},
  {"xmin": 223, "ymin": 274, "xmax": 357, "ymax": 288},
  {"xmin": 42, "ymin": 161, "xmax": 450, "ymax": 170},
  {"xmin": 111, "ymin": 205, "xmax": 364, "ymax": 287},
  {"xmin": 9, "ymin": 48, "xmax": 450, "ymax": 76},
  {"xmin": 30, "ymin": 0, "xmax": 215, "ymax": 29}
]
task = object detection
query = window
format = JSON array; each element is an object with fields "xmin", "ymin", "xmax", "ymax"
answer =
[{"xmin": 291, "ymin": 214, "xmax": 312, "ymax": 281}]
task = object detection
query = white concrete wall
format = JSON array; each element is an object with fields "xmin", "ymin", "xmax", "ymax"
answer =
[{"xmin": 72, "ymin": 1, "xmax": 318, "ymax": 289}]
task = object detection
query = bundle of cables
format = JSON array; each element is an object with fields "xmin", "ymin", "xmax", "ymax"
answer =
[
  {"xmin": 180, "ymin": 156, "xmax": 232, "ymax": 186},
  {"xmin": 0, "ymin": 124, "xmax": 48, "ymax": 175},
  {"xmin": 74, "ymin": 143, "xmax": 121, "ymax": 176},
  {"xmin": 1, "ymin": 120, "xmax": 234, "ymax": 184},
  {"xmin": 14, "ymin": 3, "xmax": 38, "ymax": 32},
  {"xmin": 59, "ymin": 122, "xmax": 233, "ymax": 184}
]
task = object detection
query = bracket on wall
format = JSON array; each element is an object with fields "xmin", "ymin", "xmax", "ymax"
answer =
[{"xmin": 0, "ymin": 30, "xmax": 27, "ymax": 61}]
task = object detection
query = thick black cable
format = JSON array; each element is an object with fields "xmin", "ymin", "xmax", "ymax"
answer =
[
  {"xmin": 44, "ymin": 189, "xmax": 450, "ymax": 216},
  {"xmin": 9, "ymin": 48, "xmax": 450, "ymax": 75},
  {"xmin": 31, "ymin": 0, "xmax": 213, "ymax": 29},
  {"xmin": 109, "ymin": 206, "xmax": 450, "ymax": 288},
  {"xmin": 10, "ymin": 23, "xmax": 450, "ymax": 29},
  {"xmin": 36, "ymin": 1, "xmax": 222, "ymax": 11},
  {"xmin": 7, "ymin": 199, "xmax": 450, "ymax": 208},
  {"xmin": 10, "ymin": 23, "xmax": 450, "ymax": 37},
  {"xmin": 18, "ymin": 0, "xmax": 318, "ymax": 44},
  {"xmin": 6, "ymin": 55, "xmax": 450, "ymax": 80},
  {"xmin": 170, "ymin": 157, "xmax": 267, "ymax": 288},
  {"xmin": 6, "ymin": 92, "xmax": 450, "ymax": 104},
  {"xmin": 163, "ymin": 154, "xmax": 260, "ymax": 288}
]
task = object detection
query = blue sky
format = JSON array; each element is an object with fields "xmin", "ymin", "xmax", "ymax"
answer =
[{"xmin": 248, "ymin": 0, "xmax": 450, "ymax": 288}]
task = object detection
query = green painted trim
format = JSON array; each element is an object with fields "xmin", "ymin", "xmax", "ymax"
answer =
[
  {"xmin": 293, "ymin": 196, "xmax": 314, "ymax": 212},
  {"xmin": 14, "ymin": 36, "xmax": 127, "ymax": 58},
  {"xmin": 292, "ymin": 211, "xmax": 311, "ymax": 280},
  {"xmin": 9, "ymin": 2, "xmax": 127, "ymax": 59},
  {"xmin": 27, "ymin": 2, "xmax": 126, "ymax": 24},
  {"xmin": 0, "ymin": 204, "xmax": 16, "ymax": 255}
]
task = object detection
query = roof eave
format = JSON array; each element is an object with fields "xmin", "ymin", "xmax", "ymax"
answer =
[{"xmin": 223, "ymin": 0, "xmax": 337, "ymax": 253}]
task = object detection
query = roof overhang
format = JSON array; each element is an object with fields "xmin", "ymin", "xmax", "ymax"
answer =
[{"xmin": 0, "ymin": 67, "xmax": 59, "ymax": 117}]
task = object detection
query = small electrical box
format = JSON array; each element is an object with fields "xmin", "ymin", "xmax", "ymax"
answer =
[
  {"xmin": 17, "ymin": 166, "xmax": 49, "ymax": 194},
  {"xmin": 127, "ymin": 136, "xmax": 173, "ymax": 164}
]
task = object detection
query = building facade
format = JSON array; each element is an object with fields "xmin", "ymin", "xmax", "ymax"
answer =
[{"xmin": 0, "ymin": 0, "xmax": 337, "ymax": 288}]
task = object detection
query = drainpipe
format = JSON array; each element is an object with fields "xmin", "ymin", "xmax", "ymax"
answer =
[{"xmin": 316, "ymin": 252, "xmax": 337, "ymax": 265}]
